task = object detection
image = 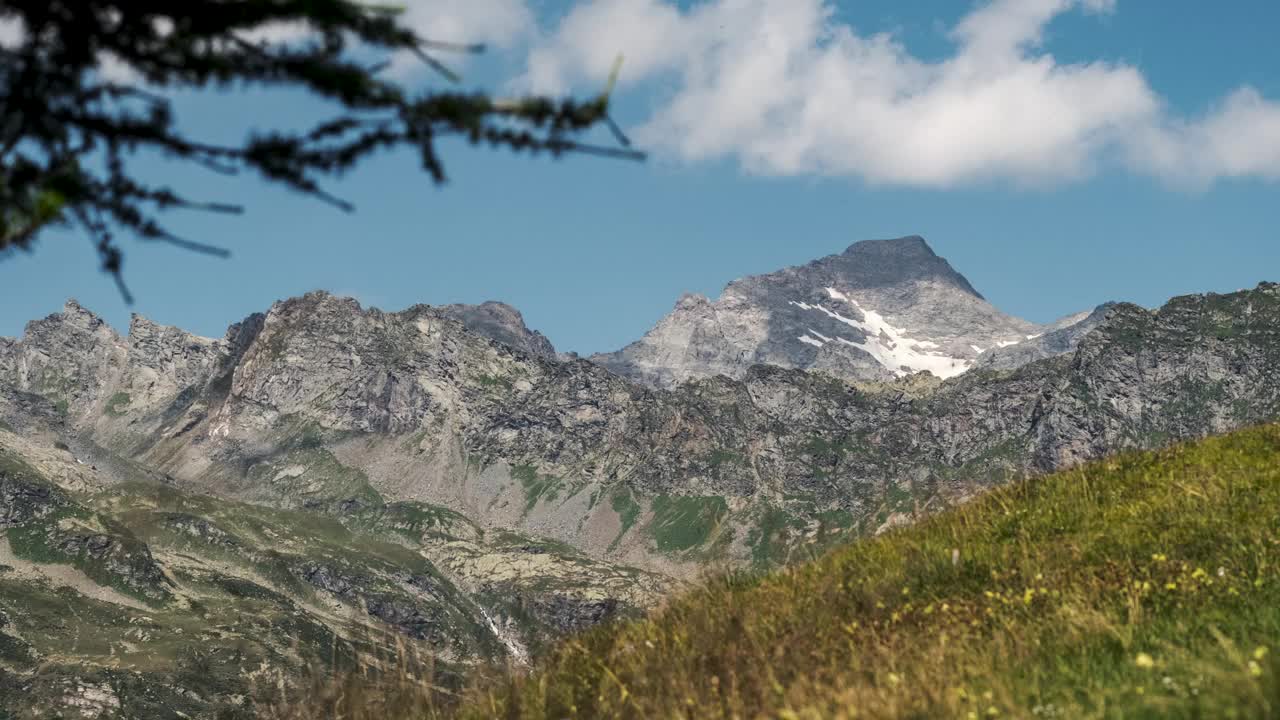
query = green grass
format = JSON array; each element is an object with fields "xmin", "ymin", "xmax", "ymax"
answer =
[
  {"xmin": 476, "ymin": 374, "xmax": 513, "ymax": 391},
  {"xmin": 607, "ymin": 486, "xmax": 642, "ymax": 552},
  {"xmin": 746, "ymin": 505, "xmax": 810, "ymax": 568},
  {"xmin": 437, "ymin": 423, "xmax": 1280, "ymax": 719},
  {"xmin": 0, "ymin": 447, "xmax": 43, "ymax": 478},
  {"xmin": 647, "ymin": 495, "xmax": 729, "ymax": 554},
  {"xmin": 242, "ymin": 445, "xmax": 383, "ymax": 507},
  {"xmin": 513, "ymin": 464, "xmax": 567, "ymax": 513},
  {"xmin": 103, "ymin": 391, "xmax": 131, "ymax": 417},
  {"xmin": 704, "ymin": 449, "xmax": 743, "ymax": 470},
  {"xmin": 801, "ymin": 436, "xmax": 858, "ymax": 458},
  {"xmin": 348, "ymin": 501, "xmax": 480, "ymax": 543}
]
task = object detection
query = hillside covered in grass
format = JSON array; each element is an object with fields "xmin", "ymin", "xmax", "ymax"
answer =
[{"xmin": 402, "ymin": 423, "xmax": 1280, "ymax": 719}]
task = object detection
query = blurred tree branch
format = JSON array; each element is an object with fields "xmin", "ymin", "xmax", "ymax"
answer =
[{"xmin": 0, "ymin": 1, "xmax": 640, "ymax": 301}]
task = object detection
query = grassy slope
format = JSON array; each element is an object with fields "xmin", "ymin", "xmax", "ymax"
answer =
[{"xmin": 444, "ymin": 423, "xmax": 1280, "ymax": 719}]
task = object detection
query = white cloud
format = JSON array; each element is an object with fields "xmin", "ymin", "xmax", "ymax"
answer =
[
  {"xmin": 1, "ymin": 3, "xmax": 534, "ymax": 85},
  {"xmin": 244, "ymin": 0, "xmax": 534, "ymax": 78},
  {"xmin": 523, "ymin": 0, "xmax": 689, "ymax": 94},
  {"xmin": 522, "ymin": 0, "xmax": 1280, "ymax": 188},
  {"xmin": 398, "ymin": 0, "xmax": 533, "ymax": 50},
  {"xmin": 1, "ymin": 15, "xmax": 139, "ymax": 83},
  {"xmin": 1130, "ymin": 87, "xmax": 1280, "ymax": 188}
]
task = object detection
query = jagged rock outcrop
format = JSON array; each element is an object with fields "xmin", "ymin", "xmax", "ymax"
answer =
[
  {"xmin": 974, "ymin": 303, "xmax": 1113, "ymax": 371},
  {"xmin": 436, "ymin": 301, "xmax": 557, "ymax": 359},
  {"xmin": 5, "ymin": 299, "xmax": 125, "ymax": 415},
  {"xmin": 0, "ymin": 470, "xmax": 67, "ymax": 528},
  {"xmin": 592, "ymin": 236, "xmax": 1088, "ymax": 388}
]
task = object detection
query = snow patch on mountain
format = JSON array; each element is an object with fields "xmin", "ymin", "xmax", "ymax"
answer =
[{"xmin": 788, "ymin": 288, "xmax": 975, "ymax": 379}]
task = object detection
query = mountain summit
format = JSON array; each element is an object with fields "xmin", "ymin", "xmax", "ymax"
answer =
[
  {"xmin": 831, "ymin": 235, "xmax": 984, "ymax": 298},
  {"xmin": 592, "ymin": 236, "xmax": 1082, "ymax": 388}
]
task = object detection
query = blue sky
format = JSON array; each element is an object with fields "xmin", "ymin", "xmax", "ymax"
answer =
[{"xmin": 2, "ymin": 0, "xmax": 1279, "ymax": 355}]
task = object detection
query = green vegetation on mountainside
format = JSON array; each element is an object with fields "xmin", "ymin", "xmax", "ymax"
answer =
[
  {"xmin": 431, "ymin": 423, "xmax": 1280, "ymax": 719},
  {"xmin": 0, "ymin": 435, "xmax": 667, "ymax": 718}
]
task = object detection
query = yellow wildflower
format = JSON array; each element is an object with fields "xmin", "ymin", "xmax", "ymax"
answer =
[{"xmin": 1135, "ymin": 652, "xmax": 1156, "ymax": 669}]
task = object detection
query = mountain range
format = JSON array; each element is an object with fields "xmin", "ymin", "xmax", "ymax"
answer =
[
  {"xmin": 593, "ymin": 236, "xmax": 1105, "ymax": 387},
  {"xmin": 2, "ymin": 236, "xmax": 1279, "ymax": 716}
]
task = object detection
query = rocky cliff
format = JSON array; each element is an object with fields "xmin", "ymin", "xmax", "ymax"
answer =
[{"xmin": 436, "ymin": 301, "xmax": 558, "ymax": 360}]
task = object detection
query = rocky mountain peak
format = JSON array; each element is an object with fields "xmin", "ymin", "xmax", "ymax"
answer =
[
  {"xmin": 254, "ymin": 291, "xmax": 558, "ymax": 360},
  {"xmin": 842, "ymin": 234, "xmax": 935, "ymax": 260},
  {"xmin": 435, "ymin": 301, "xmax": 557, "ymax": 359},
  {"xmin": 833, "ymin": 236, "xmax": 983, "ymax": 299},
  {"xmin": 592, "ymin": 235, "xmax": 1077, "ymax": 388},
  {"xmin": 55, "ymin": 298, "xmax": 114, "ymax": 333},
  {"xmin": 276, "ymin": 289, "xmax": 365, "ymax": 317},
  {"xmin": 675, "ymin": 293, "xmax": 713, "ymax": 309}
]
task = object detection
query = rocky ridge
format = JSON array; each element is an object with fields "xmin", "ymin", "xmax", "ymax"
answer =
[
  {"xmin": 436, "ymin": 301, "xmax": 558, "ymax": 360},
  {"xmin": 3, "ymin": 254, "xmax": 1280, "ymax": 716},
  {"xmin": 4, "ymin": 282, "xmax": 1280, "ymax": 571},
  {"xmin": 592, "ymin": 236, "xmax": 1093, "ymax": 388}
]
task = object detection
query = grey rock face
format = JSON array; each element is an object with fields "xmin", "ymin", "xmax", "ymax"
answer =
[
  {"xmin": 974, "ymin": 304, "xmax": 1113, "ymax": 371},
  {"xmin": 7, "ymin": 300, "xmax": 126, "ymax": 416},
  {"xmin": 7, "ymin": 284, "xmax": 1280, "ymax": 552},
  {"xmin": 592, "ymin": 236, "xmax": 1069, "ymax": 388},
  {"xmin": 6, "ymin": 281, "xmax": 1280, "ymax": 522},
  {"xmin": 0, "ymin": 470, "xmax": 67, "ymax": 528},
  {"xmin": 436, "ymin": 301, "xmax": 557, "ymax": 359},
  {"xmin": 0, "ymin": 336, "xmax": 15, "ymax": 379},
  {"xmin": 122, "ymin": 313, "xmax": 228, "ymax": 404}
]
